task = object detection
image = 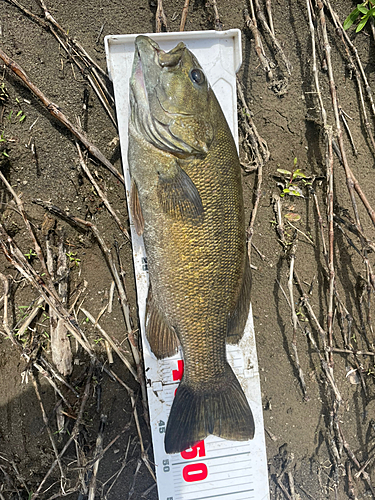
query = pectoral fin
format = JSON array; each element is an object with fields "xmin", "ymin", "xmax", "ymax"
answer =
[
  {"xmin": 130, "ymin": 179, "xmax": 145, "ymax": 236},
  {"xmin": 227, "ymin": 255, "xmax": 252, "ymax": 344},
  {"xmin": 146, "ymin": 287, "xmax": 180, "ymax": 359},
  {"xmin": 157, "ymin": 162, "xmax": 203, "ymax": 220}
]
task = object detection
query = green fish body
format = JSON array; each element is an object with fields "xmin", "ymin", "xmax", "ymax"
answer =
[{"xmin": 128, "ymin": 35, "xmax": 254, "ymax": 454}]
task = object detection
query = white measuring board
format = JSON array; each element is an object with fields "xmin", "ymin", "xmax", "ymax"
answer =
[{"xmin": 105, "ymin": 30, "xmax": 270, "ymax": 500}]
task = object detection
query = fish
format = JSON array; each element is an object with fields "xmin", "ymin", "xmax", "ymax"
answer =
[{"xmin": 128, "ymin": 35, "xmax": 255, "ymax": 454}]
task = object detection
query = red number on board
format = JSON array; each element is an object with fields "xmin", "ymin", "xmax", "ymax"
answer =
[
  {"xmin": 181, "ymin": 440, "xmax": 206, "ymax": 459},
  {"xmin": 182, "ymin": 463, "xmax": 208, "ymax": 482},
  {"xmin": 172, "ymin": 360, "xmax": 184, "ymax": 381}
]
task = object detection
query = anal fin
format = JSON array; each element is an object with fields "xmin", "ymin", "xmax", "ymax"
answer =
[
  {"xmin": 227, "ymin": 255, "xmax": 251, "ymax": 344},
  {"xmin": 146, "ymin": 287, "xmax": 180, "ymax": 359}
]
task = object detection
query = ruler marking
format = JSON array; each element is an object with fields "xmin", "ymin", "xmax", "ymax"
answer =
[
  {"xmin": 208, "ymin": 470, "xmax": 253, "ymax": 478},
  {"xmin": 172, "ymin": 450, "xmax": 250, "ymax": 466},
  {"xmin": 177, "ymin": 488, "xmax": 255, "ymax": 500},
  {"xmin": 208, "ymin": 459, "xmax": 255, "ymax": 469},
  {"xmin": 205, "ymin": 444, "xmax": 250, "ymax": 453},
  {"xmin": 174, "ymin": 482, "xmax": 253, "ymax": 495},
  {"xmin": 173, "ymin": 476, "xmax": 253, "ymax": 491}
]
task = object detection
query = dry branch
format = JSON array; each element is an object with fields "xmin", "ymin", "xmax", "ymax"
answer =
[
  {"xmin": 0, "ymin": 171, "xmax": 55, "ymax": 293},
  {"xmin": 31, "ymin": 372, "xmax": 66, "ymax": 487},
  {"xmin": 244, "ymin": 7, "xmax": 273, "ymax": 80},
  {"xmin": 31, "ymin": 360, "xmax": 95, "ymax": 499},
  {"xmin": 88, "ymin": 414, "xmax": 107, "ymax": 500},
  {"xmin": 180, "ymin": 0, "xmax": 190, "ymax": 31},
  {"xmin": 7, "ymin": 0, "xmax": 116, "ymax": 127},
  {"xmin": 155, "ymin": 0, "xmax": 168, "ymax": 33},
  {"xmin": 46, "ymin": 231, "xmax": 73, "ymax": 377},
  {"xmin": 252, "ymin": 0, "xmax": 292, "ymax": 75},
  {"xmin": 237, "ymin": 76, "xmax": 270, "ymax": 170},
  {"xmin": 317, "ymin": 3, "xmax": 375, "ymax": 230},
  {"xmin": 75, "ymin": 142, "xmax": 129, "ymax": 240},
  {"xmin": 0, "ymin": 47, "xmax": 124, "ymax": 185},
  {"xmin": 33, "ymin": 200, "xmax": 149, "ymax": 424},
  {"xmin": 325, "ymin": 0, "xmax": 375, "ymax": 148},
  {"xmin": 207, "ymin": 0, "xmax": 223, "ymax": 30},
  {"xmin": 0, "ymin": 222, "xmax": 95, "ymax": 359},
  {"xmin": 287, "ymin": 243, "xmax": 308, "ymax": 400},
  {"xmin": 80, "ymin": 307, "xmax": 137, "ymax": 380}
]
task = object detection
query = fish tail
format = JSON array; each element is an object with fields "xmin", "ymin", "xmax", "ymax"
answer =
[{"xmin": 164, "ymin": 363, "xmax": 255, "ymax": 454}]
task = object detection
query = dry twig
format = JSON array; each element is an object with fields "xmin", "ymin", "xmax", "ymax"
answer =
[
  {"xmin": 0, "ymin": 47, "xmax": 124, "ymax": 185},
  {"xmin": 87, "ymin": 414, "xmax": 107, "ymax": 500},
  {"xmin": 252, "ymin": 0, "xmax": 292, "ymax": 75},
  {"xmin": 244, "ymin": 7, "xmax": 273, "ymax": 80},
  {"xmin": 7, "ymin": 0, "xmax": 116, "ymax": 127},
  {"xmin": 207, "ymin": 0, "xmax": 223, "ymax": 30},
  {"xmin": 237, "ymin": 76, "xmax": 270, "ymax": 170},
  {"xmin": 33, "ymin": 200, "xmax": 150, "ymax": 424},
  {"xmin": 75, "ymin": 141, "xmax": 130, "ymax": 239},
  {"xmin": 155, "ymin": 0, "xmax": 168, "ymax": 33},
  {"xmin": 180, "ymin": 0, "xmax": 190, "ymax": 31},
  {"xmin": 31, "ymin": 372, "xmax": 66, "ymax": 488},
  {"xmin": 31, "ymin": 360, "xmax": 95, "ymax": 499}
]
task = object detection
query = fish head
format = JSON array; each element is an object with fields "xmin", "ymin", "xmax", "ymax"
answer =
[{"xmin": 130, "ymin": 35, "xmax": 214, "ymax": 157}]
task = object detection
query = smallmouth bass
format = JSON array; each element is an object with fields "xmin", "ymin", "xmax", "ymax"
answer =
[{"xmin": 128, "ymin": 35, "xmax": 254, "ymax": 454}]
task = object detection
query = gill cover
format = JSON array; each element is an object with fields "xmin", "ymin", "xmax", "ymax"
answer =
[{"xmin": 129, "ymin": 35, "xmax": 214, "ymax": 157}]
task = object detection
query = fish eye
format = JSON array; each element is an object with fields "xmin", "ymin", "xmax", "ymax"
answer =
[{"xmin": 189, "ymin": 68, "xmax": 205, "ymax": 86}]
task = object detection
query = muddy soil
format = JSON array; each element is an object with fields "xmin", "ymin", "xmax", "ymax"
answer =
[{"xmin": 1, "ymin": 0, "xmax": 375, "ymax": 499}]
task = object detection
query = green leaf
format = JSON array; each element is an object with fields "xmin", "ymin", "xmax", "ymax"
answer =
[
  {"xmin": 356, "ymin": 12, "xmax": 370, "ymax": 31},
  {"xmin": 285, "ymin": 212, "xmax": 301, "ymax": 222},
  {"xmin": 344, "ymin": 7, "xmax": 360, "ymax": 29},
  {"xmin": 287, "ymin": 185, "xmax": 304, "ymax": 197},
  {"xmin": 357, "ymin": 3, "xmax": 369, "ymax": 14},
  {"xmin": 292, "ymin": 169, "xmax": 307, "ymax": 179},
  {"xmin": 277, "ymin": 169, "xmax": 292, "ymax": 176}
]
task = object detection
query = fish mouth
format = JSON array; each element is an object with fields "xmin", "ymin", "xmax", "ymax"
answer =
[{"xmin": 129, "ymin": 36, "xmax": 163, "ymax": 112}]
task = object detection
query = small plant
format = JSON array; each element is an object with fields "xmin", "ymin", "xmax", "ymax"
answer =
[
  {"xmin": 24, "ymin": 248, "xmax": 37, "ymax": 260},
  {"xmin": 15, "ymin": 98, "xmax": 26, "ymax": 122},
  {"xmin": 66, "ymin": 251, "xmax": 81, "ymax": 266},
  {"xmin": 93, "ymin": 337, "xmax": 104, "ymax": 345},
  {"xmin": 0, "ymin": 131, "xmax": 8, "ymax": 158},
  {"xmin": 16, "ymin": 109, "xmax": 26, "ymax": 122},
  {"xmin": 344, "ymin": 1, "xmax": 375, "ymax": 32},
  {"xmin": 276, "ymin": 158, "xmax": 309, "ymax": 197},
  {"xmin": 0, "ymin": 83, "xmax": 8, "ymax": 103}
]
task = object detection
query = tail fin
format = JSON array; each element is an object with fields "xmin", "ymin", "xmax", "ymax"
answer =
[{"xmin": 164, "ymin": 363, "xmax": 255, "ymax": 454}]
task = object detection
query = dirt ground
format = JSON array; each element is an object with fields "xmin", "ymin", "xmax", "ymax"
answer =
[{"xmin": 1, "ymin": 0, "xmax": 375, "ymax": 499}]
